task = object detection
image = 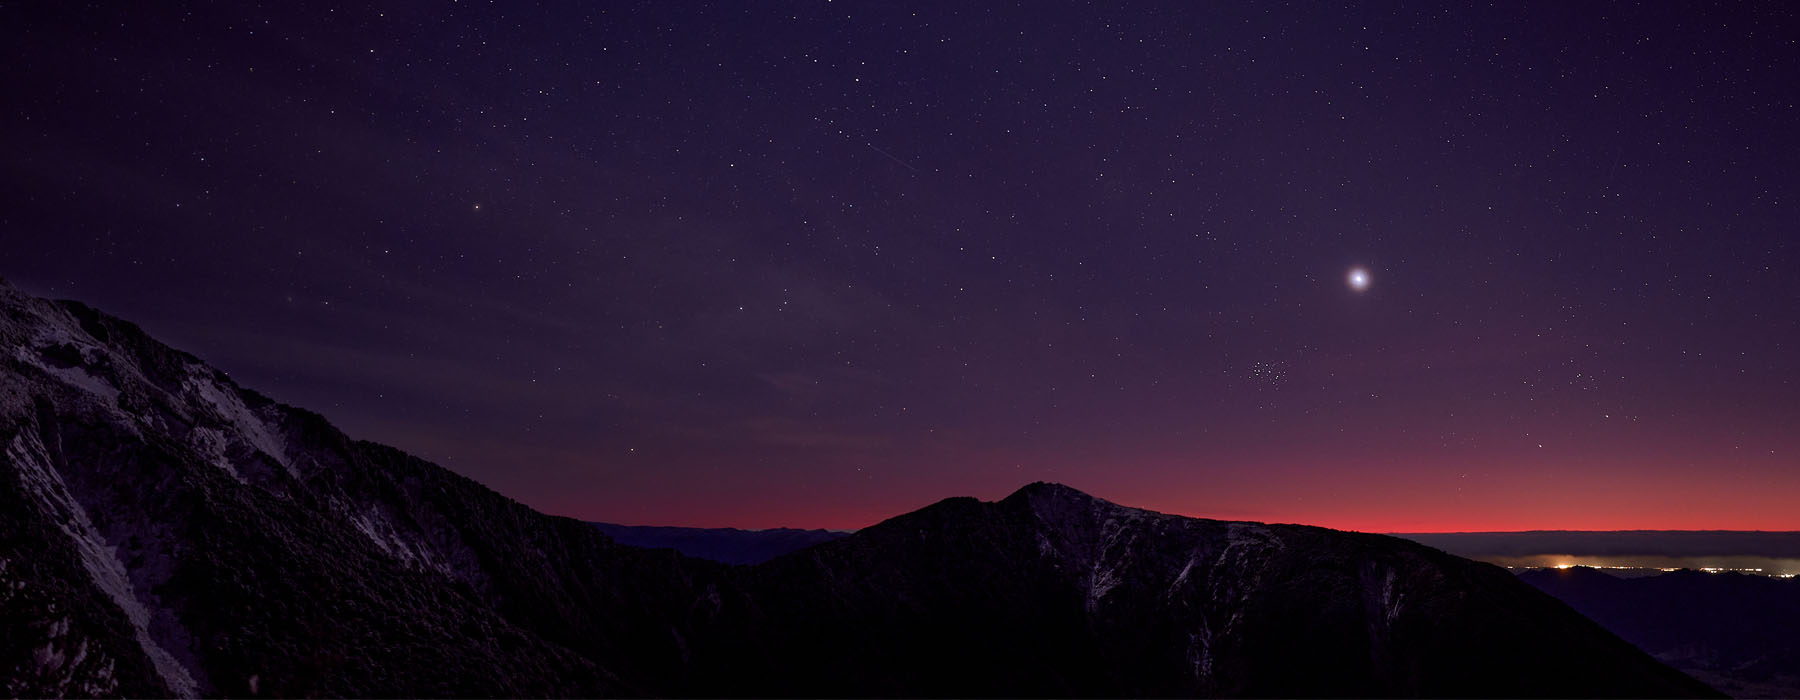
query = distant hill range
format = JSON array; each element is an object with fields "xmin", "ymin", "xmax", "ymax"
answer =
[
  {"xmin": 1396, "ymin": 531, "xmax": 1800, "ymax": 559},
  {"xmin": 0, "ymin": 278, "xmax": 1719, "ymax": 697},
  {"xmin": 589, "ymin": 523, "xmax": 847, "ymax": 565}
]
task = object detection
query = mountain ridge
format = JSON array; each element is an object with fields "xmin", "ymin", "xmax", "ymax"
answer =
[{"xmin": 1, "ymin": 284, "xmax": 1720, "ymax": 697}]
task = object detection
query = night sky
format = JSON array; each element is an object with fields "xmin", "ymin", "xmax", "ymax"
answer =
[{"xmin": 5, "ymin": 2, "xmax": 1798, "ymax": 532}]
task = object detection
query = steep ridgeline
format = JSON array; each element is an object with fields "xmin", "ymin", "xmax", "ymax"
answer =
[
  {"xmin": 0, "ymin": 280, "xmax": 722, "ymax": 697},
  {"xmin": 0, "ymin": 279, "xmax": 1719, "ymax": 697}
]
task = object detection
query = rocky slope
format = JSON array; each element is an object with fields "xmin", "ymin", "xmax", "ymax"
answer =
[
  {"xmin": 0, "ymin": 280, "xmax": 717, "ymax": 696},
  {"xmin": 0, "ymin": 277, "xmax": 1719, "ymax": 697}
]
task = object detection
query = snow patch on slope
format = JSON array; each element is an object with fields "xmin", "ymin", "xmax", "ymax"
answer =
[
  {"xmin": 184, "ymin": 426, "xmax": 249, "ymax": 484},
  {"xmin": 348, "ymin": 507, "xmax": 449, "ymax": 576},
  {"xmin": 1169, "ymin": 556, "xmax": 1198, "ymax": 594},
  {"xmin": 7, "ymin": 432, "xmax": 200, "ymax": 698},
  {"xmin": 1180, "ymin": 521, "xmax": 1284, "ymax": 683},
  {"xmin": 11, "ymin": 347, "xmax": 118, "ymax": 404},
  {"xmin": 1084, "ymin": 512, "xmax": 1151, "ymax": 612},
  {"xmin": 1380, "ymin": 568, "xmax": 1405, "ymax": 625},
  {"xmin": 186, "ymin": 369, "xmax": 296, "ymax": 479},
  {"xmin": 1188, "ymin": 627, "xmax": 1214, "ymax": 682}
]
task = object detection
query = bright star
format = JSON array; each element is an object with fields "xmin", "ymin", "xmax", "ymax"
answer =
[{"xmin": 1347, "ymin": 267, "xmax": 1371, "ymax": 292}]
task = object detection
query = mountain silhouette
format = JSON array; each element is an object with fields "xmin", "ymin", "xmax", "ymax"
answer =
[{"xmin": 0, "ymin": 279, "xmax": 1718, "ymax": 697}]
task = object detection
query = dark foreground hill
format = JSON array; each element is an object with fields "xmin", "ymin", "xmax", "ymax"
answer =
[
  {"xmin": 0, "ymin": 278, "xmax": 1718, "ymax": 697},
  {"xmin": 1522, "ymin": 567, "xmax": 1800, "ymax": 698}
]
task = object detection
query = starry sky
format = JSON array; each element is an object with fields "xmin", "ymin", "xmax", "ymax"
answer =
[{"xmin": 5, "ymin": 2, "xmax": 1799, "ymax": 532}]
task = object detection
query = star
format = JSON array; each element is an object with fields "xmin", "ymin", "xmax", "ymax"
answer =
[{"xmin": 1347, "ymin": 267, "xmax": 1371, "ymax": 292}]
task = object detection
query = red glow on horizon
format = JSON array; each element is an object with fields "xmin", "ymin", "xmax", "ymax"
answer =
[
  {"xmin": 505, "ymin": 425, "xmax": 1800, "ymax": 535},
  {"xmin": 543, "ymin": 465, "xmax": 1800, "ymax": 534}
]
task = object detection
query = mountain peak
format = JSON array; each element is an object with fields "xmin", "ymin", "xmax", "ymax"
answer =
[
  {"xmin": 1001, "ymin": 481, "xmax": 1129, "ymax": 520},
  {"xmin": 1008, "ymin": 481, "xmax": 1098, "ymax": 502}
]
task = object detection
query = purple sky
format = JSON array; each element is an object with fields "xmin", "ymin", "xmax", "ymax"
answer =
[{"xmin": 5, "ymin": 2, "xmax": 1798, "ymax": 531}]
